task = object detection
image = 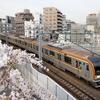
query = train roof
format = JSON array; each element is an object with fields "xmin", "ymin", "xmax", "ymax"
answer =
[
  {"xmin": 43, "ymin": 43, "xmax": 96, "ymax": 59},
  {"xmin": 9, "ymin": 35, "xmax": 37, "ymax": 44},
  {"xmin": 63, "ymin": 48, "xmax": 92, "ymax": 58}
]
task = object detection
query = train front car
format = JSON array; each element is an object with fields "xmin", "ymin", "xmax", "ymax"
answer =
[{"xmin": 88, "ymin": 56, "xmax": 100, "ymax": 88}]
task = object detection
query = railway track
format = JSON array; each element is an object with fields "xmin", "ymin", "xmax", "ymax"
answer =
[{"xmin": 42, "ymin": 62, "xmax": 97, "ymax": 100}]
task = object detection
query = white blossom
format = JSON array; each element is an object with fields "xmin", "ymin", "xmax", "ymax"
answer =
[{"xmin": 0, "ymin": 41, "xmax": 57, "ymax": 100}]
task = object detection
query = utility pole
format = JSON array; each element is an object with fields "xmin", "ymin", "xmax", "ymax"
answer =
[
  {"xmin": 38, "ymin": 24, "xmax": 43, "ymax": 61},
  {"xmin": 38, "ymin": 33, "xmax": 42, "ymax": 60}
]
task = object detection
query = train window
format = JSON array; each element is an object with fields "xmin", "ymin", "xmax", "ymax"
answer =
[
  {"xmin": 79, "ymin": 62, "xmax": 82, "ymax": 65},
  {"xmin": 83, "ymin": 62, "xmax": 85, "ymax": 65},
  {"xmin": 50, "ymin": 51, "xmax": 55, "ymax": 56},
  {"xmin": 76, "ymin": 61, "xmax": 79, "ymax": 68},
  {"xmin": 57, "ymin": 54, "xmax": 61, "ymax": 60},
  {"xmin": 64, "ymin": 56, "xmax": 71, "ymax": 64},
  {"xmin": 86, "ymin": 65, "xmax": 89, "ymax": 71}
]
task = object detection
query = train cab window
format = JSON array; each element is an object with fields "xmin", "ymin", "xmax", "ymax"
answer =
[
  {"xmin": 57, "ymin": 54, "xmax": 61, "ymax": 60},
  {"xmin": 50, "ymin": 51, "xmax": 55, "ymax": 56},
  {"xmin": 89, "ymin": 56, "xmax": 100, "ymax": 75},
  {"xmin": 86, "ymin": 65, "xmax": 89, "ymax": 71},
  {"xmin": 64, "ymin": 56, "xmax": 71, "ymax": 64}
]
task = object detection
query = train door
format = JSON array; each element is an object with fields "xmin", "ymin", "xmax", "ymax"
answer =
[
  {"xmin": 76, "ymin": 60, "xmax": 81, "ymax": 77},
  {"xmin": 83, "ymin": 63, "xmax": 90, "ymax": 80},
  {"xmin": 85, "ymin": 64, "xmax": 90, "ymax": 79}
]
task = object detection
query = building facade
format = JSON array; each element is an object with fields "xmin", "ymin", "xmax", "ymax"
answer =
[
  {"xmin": 70, "ymin": 23, "xmax": 86, "ymax": 43},
  {"xmin": 24, "ymin": 20, "xmax": 37, "ymax": 38},
  {"xmin": 97, "ymin": 12, "xmax": 100, "ymax": 34},
  {"xmin": 0, "ymin": 16, "xmax": 15, "ymax": 34},
  {"xmin": 43, "ymin": 7, "xmax": 63, "ymax": 33},
  {"xmin": 6, "ymin": 16, "xmax": 16, "ymax": 33},
  {"xmin": 15, "ymin": 9, "xmax": 34, "ymax": 35},
  {"xmin": 0, "ymin": 18, "xmax": 6, "ymax": 33},
  {"xmin": 86, "ymin": 13, "xmax": 97, "ymax": 33}
]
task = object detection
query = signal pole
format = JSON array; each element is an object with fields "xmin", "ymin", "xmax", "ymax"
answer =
[{"xmin": 38, "ymin": 32, "xmax": 42, "ymax": 60}]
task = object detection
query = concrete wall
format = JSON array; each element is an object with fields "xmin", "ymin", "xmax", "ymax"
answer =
[{"xmin": 17, "ymin": 63, "xmax": 76, "ymax": 100}]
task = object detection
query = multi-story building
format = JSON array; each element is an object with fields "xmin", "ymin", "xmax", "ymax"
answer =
[
  {"xmin": 62, "ymin": 15, "xmax": 68, "ymax": 33},
  {"xmin": 70, "ymin": 23, "xmax": 86, "ymax": 43},
  {"xmin": 0, "ymin": 16, "xmax": 15, "ymax": 34},
  {"xmin": 0, "ymin": 18, "xmax": 6, "ymax": 33},
  {"xmin": 6, "ymin": 16, "xmax": 16, "ymax": 33},
  {"xmin": 15, "ymin": 9, "xmax": 34, "ymax": 35},
  {"xmin": 62, "ymin": 17, "xmax": 75, "ymax": 34},
  {"xmin": 24, "ymin": 20, "xmax": 37, "ymax": 38},
  {"xmin": 43, "ymin": 7, "xmax": 63, "ymax": 33},
  {"xmin": 97, "ymin": 12, "xmax": 100, "ymax": 34},
  {"xmin": 86, "ymin": 13, "xmax": 97, "ymax": 33}
]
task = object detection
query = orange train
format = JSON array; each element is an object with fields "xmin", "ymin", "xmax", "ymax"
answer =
[{"xmin": 42, "ymin": 44, "xmax": 100, "ymax": 88}]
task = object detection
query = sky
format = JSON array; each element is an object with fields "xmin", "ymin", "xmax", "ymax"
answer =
[{"xmin": 0, "ymin": 0, "xmax": 100, "ymax": 24}]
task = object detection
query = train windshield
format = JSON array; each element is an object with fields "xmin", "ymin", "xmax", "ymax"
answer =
[{"xmin": 89, "ymin": 56, "xmax": 100, "ymax": 76}]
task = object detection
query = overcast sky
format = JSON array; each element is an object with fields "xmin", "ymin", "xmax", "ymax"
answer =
[{"xmin": 0, "ymin": 0, "xmax": 100, "ymax": 24}]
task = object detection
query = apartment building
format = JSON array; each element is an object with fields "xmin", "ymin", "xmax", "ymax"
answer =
[
  {"xmin": 0, "ymin": 16, "xmax": 15, "ymax": 34},
  {"xmin": 43, "ymin": 7, "xmax": 63, "ymax": 33},
  {"xmin": 15, "ymin": 9, "xmax": 34, "ymax": 35},
  {"xmin": 86, "ymin": 13, "xmax": 97, "ymax": 33}
]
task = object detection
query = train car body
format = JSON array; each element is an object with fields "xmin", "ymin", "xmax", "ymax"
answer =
[{"xmin": 42, "ymin": 44, "xmax": 100, "ymax": 88}]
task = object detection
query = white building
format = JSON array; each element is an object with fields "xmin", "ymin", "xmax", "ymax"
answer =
[
  {"xmin": 86, "ymin": 25, "xmax": 95, "ymax": 32},
  {"xmin": 86, "ymin": 13, "xmax": 97, "ymax": 33},
  {"xmin": 70, "ymin": 23, "xmax": 86, "ymax": 43},
  {"xmin": 24, "ymin": 20, "xmax": 36, "ymax": 38},
  {"xmin": 97, "ymin": 12, "xmax": 100, "ymax": 34}
]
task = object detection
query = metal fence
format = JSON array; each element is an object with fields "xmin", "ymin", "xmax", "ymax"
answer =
[{"xmin": 17, "ymin": 63, "xmax": 76, "ymax": 100}]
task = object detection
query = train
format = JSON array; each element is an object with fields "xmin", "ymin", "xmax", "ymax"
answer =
[{"xmin": 0, "ymin": 33, "xmax": 100, "ymax": 88}]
